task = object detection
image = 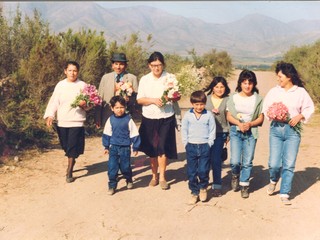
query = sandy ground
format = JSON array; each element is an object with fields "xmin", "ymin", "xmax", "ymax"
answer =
[{"xmin": 1, "ymin": 70, "xmax": 320, "ymax": 240}]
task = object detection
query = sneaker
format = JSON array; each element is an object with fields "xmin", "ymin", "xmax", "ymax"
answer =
[
  {"xmin": 241, "ymin": 186, "xmax": 249, "ymax": 198},
  {"xmin": 188, "ymin": 194, "xmax": 199, "ymax": 205},
  {"xmin": 199, "ymin": 188, "xmax": 207, "ymax": 202},
  {"xmin": 267, "ymin": 182, "xmax": 277, "ymax": 195},
  {"xmin": 107, "ymin": 188, "xmax": 115, "ymax": 195},
  {"xmin": 231, "ymin": 175, "xmax": 240, "ymax": 191},
  {"xmin": 281, "ymin": 197, "xmax": 292, "ymax": 205},
  {"xmin": 127, "ymin": 182, "xmax": 133, "ymax": 189}
]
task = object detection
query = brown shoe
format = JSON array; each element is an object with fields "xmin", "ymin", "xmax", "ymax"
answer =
[
  {"xmin": 149, "ymin": 179, "xmax": 159, "ymax": 187},
  {"xmin": 160, "ymin": 180, "xmax": 169, "ymax": 190},
  {"xmin": 267, "ymin": 182, "xmax": 277, "ymax": 195}
]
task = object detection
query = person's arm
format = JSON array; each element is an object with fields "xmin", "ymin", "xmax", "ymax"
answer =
[
  {"xmin": 44, "ymin": 83, "xmax": 60, "ymax": 128},
  {"xmin": 247, "ymin": 113, "xmax": 264, "ymax": 128},
  {"xmin": 128, "ymin": 119, "xmax": 141, "ymax": 154},
  {"xmin": 226, "ymin": 111, "xmax": 246, "ymax": 132},
  {"xmin": 181, "ymin": 113, "xmax": 189, "ymax": 147},
  {"xmin": 208, "ymin": 113, "xmax": 216, "ymax": 147},
  {"xmin": 132, "ymin": 75, "xmax": 138, "ymax": 92},
  {"xmin": 137, "ymin": 97, "xmax": 163, "ymax": 107},
  {"xmin": 102, "ymin": 119, "xmax": 112, "ymax": 154}
]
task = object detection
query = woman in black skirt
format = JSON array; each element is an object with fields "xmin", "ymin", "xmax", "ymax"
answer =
[
  {"xmin": 136, "ymin": 52, "xmax": 179, "ymax": 190},
  {"xmin": 44, "ymin": 61, "xmax": 91, "ymax": 183}
]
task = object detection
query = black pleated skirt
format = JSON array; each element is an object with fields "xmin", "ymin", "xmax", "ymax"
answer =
[
  {"xmin": 138, "ymin": 115, "xmax": 177, "ymax": 159},
  {"xmin": 57, "ymin": 126, "xmax": 85, "ymax": 158}
]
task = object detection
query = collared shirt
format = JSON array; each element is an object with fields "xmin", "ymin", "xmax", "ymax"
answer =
[
  {"xmin": 181, "ymin": 108, "xmax": 216, "ymax": 147},
  {"xmin": 114, "ymin": 72, "xmax": 124, "ymax": 82},
  {"xmin": 262, "ymin": 85, "xmax": 315, "ymax": 123}
]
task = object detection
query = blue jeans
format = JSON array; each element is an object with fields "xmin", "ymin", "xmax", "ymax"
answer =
[
  {"xmin": 186, "ymin": 143, "xmax": 210, "ymax": 195},
  {"xmin": 229, "ymin": 125, "xmax": 257, "ymax": 186},
  {"xmin": 108, "ymin": 145, "xmax": 132, "ymax": 189},
  {"xmin": 210, "ymin": 132, "xmax": 229, "ymax": 190},
  {"xmin": 268, "ymin": 121, "xmax": 301, "ymax": 198}
]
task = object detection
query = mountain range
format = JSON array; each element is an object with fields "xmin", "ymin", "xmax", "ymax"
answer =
[{"xmin": 2, "ymin": 2, "xmax": 320, "ymax": 65}]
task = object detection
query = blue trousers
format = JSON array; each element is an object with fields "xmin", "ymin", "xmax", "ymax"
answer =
[
  {"xmin": 186, "ymin": 143, "xmax": 210, "ymax": 195},
  {"xmin": 108, "ymin": 145, "xmax": 132, "ymax": 189},
  {"xmin": 268, "ymin": 121, "xmax": 301, "ymax": 198}
]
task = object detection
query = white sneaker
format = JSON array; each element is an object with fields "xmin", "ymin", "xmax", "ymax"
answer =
[
  {"xmin": 127, "ymin": 182, "xmax": 133, "ymax": 189},
  {"xmin": 107, "ymin": 188, "xmax": 115, "ymax": 195},
  {"xmin": 199, "ymin": 189, "xmax": 207, "ymax": 202},
  {"xmin": 281, "ymin": 197, "xmax": 291, "ymax": 205},
  {"xmin": 188, "ymin": 194, "xmax": 199, "ymax": 205}
]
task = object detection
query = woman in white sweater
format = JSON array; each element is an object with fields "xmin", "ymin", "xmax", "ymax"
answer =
[{"xmin": 44, "ymin": 61, "xmax": 89, "ymax": 183}]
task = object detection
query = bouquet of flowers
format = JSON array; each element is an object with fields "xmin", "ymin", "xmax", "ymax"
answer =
[
  {"xmin": 267, "ymin": 102, "xmax": 302, "ymax": 134},
  {"xmin": 71, "ymin": 84, "xmax": 102, "ymax": 108},
  {"xmin": 115, "ymin": 81, "xmax": 134, "ymax": 99},
  {"xmin": 161, "ymin": 73, "xmax": 181, "ymax": 105}
]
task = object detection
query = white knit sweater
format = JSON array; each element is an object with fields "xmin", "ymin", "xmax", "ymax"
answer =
[{"xmin": 43, "ymin": 79, "xmax": 87, "ymax": 127}]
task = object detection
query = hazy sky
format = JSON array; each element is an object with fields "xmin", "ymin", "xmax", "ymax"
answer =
[{"xmin": 97, "ymin": 1, "xmax": 320, "ymax": 24}]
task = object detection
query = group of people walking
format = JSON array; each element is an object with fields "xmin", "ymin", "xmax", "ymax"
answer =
[{"xmin": 44, "ymin": 51, "xmax": 315, "ymax": 206}]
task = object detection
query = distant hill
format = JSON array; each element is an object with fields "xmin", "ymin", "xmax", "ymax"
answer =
[{"xmin": 3, "ymin": 2, "xmax": 320, "ymax": 65}]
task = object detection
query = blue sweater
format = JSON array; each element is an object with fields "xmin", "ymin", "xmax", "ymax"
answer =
[
  {"xmin": 102, "ymin": 114, "xmax": 141, "ymax": 151},
  {"xmin": 181, "ymin": 108, "xmax": 216, "ymax": 147}
]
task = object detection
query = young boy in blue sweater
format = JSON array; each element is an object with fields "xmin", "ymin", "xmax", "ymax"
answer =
[
  {"xmin": 102, "ymin": 96, "xmax": 141, "ymax": 195},
  {"xmin": 181, "ymin": 90, "xmax": 216, "ymax": 204}
]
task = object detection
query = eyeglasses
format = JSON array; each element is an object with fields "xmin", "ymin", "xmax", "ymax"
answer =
[{"xmin": 150, "ymin": 64, "xmax": 163, "ymax": 68}]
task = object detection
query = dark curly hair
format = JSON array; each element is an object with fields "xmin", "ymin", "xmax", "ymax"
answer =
[{"xmin": 275, "ymin": 61, "xmax": 304, "ymax": 88}]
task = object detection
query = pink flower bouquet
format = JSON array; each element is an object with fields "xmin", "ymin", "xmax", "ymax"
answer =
[
  {"xmin": 115, "ymin": 82, "xmax": 134, "ymax": 99},
  {"xmin": 161, "ymin": 73, "xmax": 181, "ymax": 105},
  {"xmin": 71, "ymin": 84, "xmax": 102, "ymax": 108},
  {"xmin": 267, "ymin": 102, "xmax": 302, "ymax": 134}
]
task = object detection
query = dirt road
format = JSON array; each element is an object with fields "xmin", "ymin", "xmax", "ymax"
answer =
[{"xmin": 1, "ymin": 70, "xmax": 320, "ymax": 240}]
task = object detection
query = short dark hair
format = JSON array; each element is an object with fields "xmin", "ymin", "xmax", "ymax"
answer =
[
  {"xmin": 148, "ymin": 51, "xmax": 165, "ymax": 66},
  {"xmin": 65, "ymin": 61, "xmax": 80, "ymax": 71},
  {"xmin": 109, "ymin": 95, "xmax": 127, "ymax": 108},
  {"xmin": 190, "ymin": 90, "xmax": 207, "ymax": 104},
  {"xmin": 235, "ymin": 69, "xmax": 259, "ymax": 94}
]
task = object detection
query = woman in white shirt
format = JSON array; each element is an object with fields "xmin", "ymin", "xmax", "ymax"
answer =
[
  {"xmin": 262, "ymin": 62, "xmax": 315, "ymax": 205},
  {"xmin": 137, "ymin": 52, "xmax": 179, "ymax": 190}
]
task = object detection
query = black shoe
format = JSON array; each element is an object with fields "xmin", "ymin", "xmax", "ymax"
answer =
[
  {"xmin": 241, "ymin": 186, "xmax": 249, "ymax": 198},
  {"xmin": 66, "ymin": 175, "xmax": 74, "ymax": 183},
  {"xmin": 231, "ymin": 175, "xmax": 240, "ymax": 191}
]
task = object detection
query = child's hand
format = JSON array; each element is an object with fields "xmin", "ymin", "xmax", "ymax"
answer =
[
  {"xmin": 132, "ymin": 151, "xmax": 138, "ymax": 156},
  {"xmin": 104, "ymin": 149, "xmax": 109, "ymax": 155}
]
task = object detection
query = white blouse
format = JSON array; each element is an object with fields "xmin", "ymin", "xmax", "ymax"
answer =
[{"xmin": 137, "ymin": 71, "xmax": 175, "ymax": 119}]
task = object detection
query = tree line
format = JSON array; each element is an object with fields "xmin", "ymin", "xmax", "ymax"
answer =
[{"xmin": 0, "ymin": 7, "xmax": 319, "ymax": 160}]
